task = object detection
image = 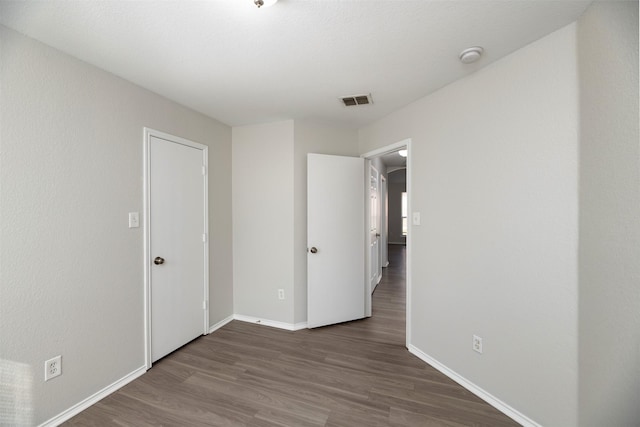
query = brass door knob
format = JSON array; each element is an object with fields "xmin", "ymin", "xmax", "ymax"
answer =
[{"xmin": 154, "ymin": 257, "xmax": 165, "ymax": 265}]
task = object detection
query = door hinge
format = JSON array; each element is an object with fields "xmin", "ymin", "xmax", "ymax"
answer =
[
  {"xmin": 203, "ymin": 300, "xmax": 207, "ymax": 310},
  {"xmin": 202, "ymin": 165, "xmax": 207, "ymax": 176},
  {"xmin": 202, "ymin": 233, "xmax": 207, "ymax": 242}
]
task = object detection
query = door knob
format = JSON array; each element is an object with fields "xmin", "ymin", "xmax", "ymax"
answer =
[
  {"xmin": 376, "ymin": 233, "xmax": 380, "ymax": 237},
  {"xmin": 309, "ymin": 247, "xmax": 318, "ymax": 254},
  {"xmin": 154, "ymin": 256, "xmax": 165, "ymax": 265}
]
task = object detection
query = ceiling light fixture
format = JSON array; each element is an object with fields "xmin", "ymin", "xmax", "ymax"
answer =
[
  {"xmin": 254, "ymin": 0, "xmax": 278, "ymax": 8},
  {"xmin": 459, "ymin": 46, "xmax": 484, "ymax": 64},
  {"xmin": 398, "ymin": 149, "xmax": 407, "ymax": 158}
]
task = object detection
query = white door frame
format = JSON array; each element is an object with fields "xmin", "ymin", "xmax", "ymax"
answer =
[
  {"xmin": 361, "ymin": 139, "xmax": 412, "ymax": 347},
  {"xmin": 143, "ymin": 127, "xmax": 210, "ymax": 369}
]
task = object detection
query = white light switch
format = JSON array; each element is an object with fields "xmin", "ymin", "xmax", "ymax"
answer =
[
  {"xmin": 412, "ymin": 212, "xmax": 421, "ymax": 226},
  {"xmin": 128, "ymin": 212, "xmax": 139, "ymax": 228}
]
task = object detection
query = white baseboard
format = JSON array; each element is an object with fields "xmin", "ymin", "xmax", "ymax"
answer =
[
  {"xmin": 234, "ymin": 314, "xmax": 307, "ymax": 331},
  {"xmin": 292, "ymin": 321, "xmax": 308, "ymax": 330},
  {"xmin": 208, "ymin": 315, "xmax": 234, "ymax": 334},
  {"xmin": 39, "ymin": 365, "xmax": 146, "ymax": 427},
  {"xmin": 408, "ymin": 345, "xmax": 540, "ymax": 427}
]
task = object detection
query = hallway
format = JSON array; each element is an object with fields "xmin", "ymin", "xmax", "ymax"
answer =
[
  {"xmin": 320, "ymin": 244, "xmax": 407, "ymax": 348},
  {"xmin": 66, "ymin": 245, "xmax": 517, "ymax": 426}
]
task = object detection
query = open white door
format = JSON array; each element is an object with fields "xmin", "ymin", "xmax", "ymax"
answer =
[
  {"xmin": 370, "ymin": 165, "xmax": 382, "ymax": 291},
  {"xmin": 307, "ymin": 154, "xmax": 365, "ymax": 328},
  {"xmin": 380, "ymin": 175, "xmax": 389, "ymax": 268}
]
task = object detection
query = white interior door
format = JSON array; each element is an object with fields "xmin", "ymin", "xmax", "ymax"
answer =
[
  {"xmin": 149, "ymin": 134, "xmax": 207, "ymax": 363},
  {"xmin": 380, "ymin": 175, "xmax": 389, "ymax": 268},
  {"xmin": 307, "ymin": 153, "xmax": 365, "ymax": 328},
  {"xmin": 370, "ymin": 166, "xmax": 382, "ymax": 291}
]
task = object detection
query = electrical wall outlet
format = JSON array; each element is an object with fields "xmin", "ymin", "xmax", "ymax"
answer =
[
  {"xmin": 473, "ymin": 335, "xmax": 483, "ymax": 354},
  {"xmin": 278, "ymin": 289, "xmax": 285, "ymax": 300},
  {"xmin": 45, "ymin": 355, "xmax": 62, "ymax": 381}
]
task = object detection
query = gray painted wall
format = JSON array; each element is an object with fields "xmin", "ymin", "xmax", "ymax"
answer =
[
  {"xmin": 232, "ymin": 121, "xmax": 295, "ymax": 324},
  {"xmin": 0, "ymin": 26, "xmax": 233, "ymax": 425},
  {"xmin": 577, "ymin": 2, "xmax": 640, "ymax": 425},
  {"xmin": 359, "ymin": 24, "xmax": 579, "ymax": 426}
]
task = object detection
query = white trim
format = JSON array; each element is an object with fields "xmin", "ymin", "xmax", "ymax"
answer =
[
  {"xmin": 293, "ymin": 321, "xmax": 308, "ymax": 330},
  {"xmin": 365, "ymin": 163, "xmax": 382, "ymax": 316},
  {"xmin": 364, "ymin": 158, "xmax": 372, "ymax": 317},
  {"xmin": 208, "ymin": 315, "xmax": 234, "ymax": 334},
  {"xmin": 234, "ymin": 314, "xmax": 307, "ymax": 331},
  {"xmin": 143, "ymin": 129, "xmax": 152, "ymax": 368},
  {"xmin": 405, "ymin": 140, "xmax": 412, "ymax": 348},
  {"xmin": 38, "ymin": 366, "xmax": 146, "ymax": 427},
  {"xmin": 143, "ymin": 127, "xmax": 210, "ymax": 368},
  {"xmin": 202, "ymin": 145, "xmax": 210, "ymax": 337},
  {"xmin": 360, "ymin": 139, "xmax": 411, "ymax": 159},
  {"xmin": 408, "ymin": 345, "xmax": 541, "ymax": 427}
]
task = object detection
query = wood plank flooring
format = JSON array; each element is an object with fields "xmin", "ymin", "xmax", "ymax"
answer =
[{"xmin": 65, "ymin": 246, "xmax": 518, "ymax": 426}]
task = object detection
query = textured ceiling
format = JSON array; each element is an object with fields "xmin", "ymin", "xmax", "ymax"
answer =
[{"xmin": 0, "ymin": 0, "xmax": 592, "ymax": 128}]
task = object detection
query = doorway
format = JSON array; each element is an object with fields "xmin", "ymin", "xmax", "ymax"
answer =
[
  {"xmin": 143, "ymin": 128, "xmax": 210, "ymax": 367},
  {"xmin": 362, "ymin": 139, "xmax": 411, "ymax": 347},
  {"xmin": 306, "ymin": 141, "xmax": 411, "ymax": 343}
]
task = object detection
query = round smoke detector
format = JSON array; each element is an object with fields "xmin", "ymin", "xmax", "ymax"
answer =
[{"xmin": 459, "ymin": 46, "xmax": 484, "ymax": 64}]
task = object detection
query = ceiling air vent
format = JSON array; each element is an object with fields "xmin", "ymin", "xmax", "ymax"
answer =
[{"xmin": 340, "ymin": 93, "xmax": 373, "ymax": 107}]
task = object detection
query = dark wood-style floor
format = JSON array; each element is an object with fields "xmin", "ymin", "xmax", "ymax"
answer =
[{"xmin": 65, "ymin": 246, "xmax": 518, "ymax": 426}]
